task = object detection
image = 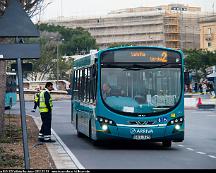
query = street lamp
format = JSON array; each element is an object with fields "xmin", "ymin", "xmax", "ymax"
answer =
[
  {"xmin": 56, "ymin": 43, "xmax": 59, "ymax": 85},
  {"xmin": 50, "ymin": 37, "xmax": 64, "ymax": 90}
]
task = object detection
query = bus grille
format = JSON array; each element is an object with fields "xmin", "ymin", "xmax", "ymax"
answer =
[{"xmin": 129, "ymin": 121, "xmax": 155, "ymax": 125}]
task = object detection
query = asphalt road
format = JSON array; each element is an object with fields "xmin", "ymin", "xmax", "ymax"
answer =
[{"xmin": 7, "ymin": 100, "xmax": 216, "ymax": 169}]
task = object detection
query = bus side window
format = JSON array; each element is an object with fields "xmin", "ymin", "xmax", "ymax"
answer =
[
  {"xmin": 73, "ymin": 70, "xmax": 78, "ymax": 100},
  {"xmin": 91, "ymin": 64, "xmax": 97, "ymax": 103}
]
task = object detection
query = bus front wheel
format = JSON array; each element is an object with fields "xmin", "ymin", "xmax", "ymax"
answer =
[{"xmin": 162, "ymin": 140, "xmax": 172, "ymax": 148}]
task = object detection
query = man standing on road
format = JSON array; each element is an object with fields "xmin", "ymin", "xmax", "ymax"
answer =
[
  {"xmin": 38, "ymin": 82, "xmax": 56, "ymax": 143},
  {"xmin": 31, "ymin": 87, "xmax": 40, "ymax": 112}
]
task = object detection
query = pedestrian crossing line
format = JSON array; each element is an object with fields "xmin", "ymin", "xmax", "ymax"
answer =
[
  {"xmin": 208, "ymin": 155, "xmax": 216, "ymax": 159},
  {"xmin": 196, "ymin": 152, "xmax": 206, "ymax": 155}
]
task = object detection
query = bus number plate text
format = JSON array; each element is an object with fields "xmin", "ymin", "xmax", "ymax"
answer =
[{"xmin": 133, "ymin": 135, "xmax": 151, "ymax": 140}]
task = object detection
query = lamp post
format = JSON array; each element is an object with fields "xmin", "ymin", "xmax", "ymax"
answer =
[
  {"xmin": 50, "ymin": 37, "xmax": 64, "ymax": 90},
  {"xmin": 56, "ymin": 43, "xmax": 59, "ymax": 87}
]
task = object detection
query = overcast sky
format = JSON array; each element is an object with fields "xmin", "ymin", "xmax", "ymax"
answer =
[{"xmin": 35, "ymin": 0, "xmax": 216, "ymax": 22}]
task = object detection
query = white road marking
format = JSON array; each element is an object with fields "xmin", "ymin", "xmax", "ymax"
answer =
[
  {"xmin": 196, "ymin": 152, "xmax": 206, "ymax": 155},
  {"xmin": 177, "ymin": 145, "xmax": 216, "ymax": 160},
  {"xmin": 51, "ymin": 129, "xmax": 85, "ymax": 169},
  {"xmin": 186, "ymin": 148, "xmax": 194, "ymax": 151},
  {"xmin": 176, "ymin": 142, "xmax": 216, "ymax": 159},
  {"xmin": 208, "ymin": 155, "xmax": 216, "ymax": 159}
]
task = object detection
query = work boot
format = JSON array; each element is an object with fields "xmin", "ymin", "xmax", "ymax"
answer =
[
  {"xmin": 38, "ymin": 138, "xmax": 44, "ymax": 142},
  {"xmin": 31, "ymin": 109, "xmax": 36, "ymax": 112}
]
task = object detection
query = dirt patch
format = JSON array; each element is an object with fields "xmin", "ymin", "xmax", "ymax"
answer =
[{"xmin": 0, "ymin": 115, "xmax": 56, "ymax": 169}]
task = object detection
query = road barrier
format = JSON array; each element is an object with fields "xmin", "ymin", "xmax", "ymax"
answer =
[
  {"xmin": 197, "ymin": 104, "xmax": 215, "ymax": 110},
  {"xmin": 16, "ymin": 90, "xmax": 71, "ymax": 101},
  {"xmin": 184, "ymin": 97, "xmax": 216, "ymax": 110}
]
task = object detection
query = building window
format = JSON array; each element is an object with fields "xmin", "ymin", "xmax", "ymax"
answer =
[
  {"xmin": 208, "ymin": 42, "xmax": 211, "ymax": 47},
  {"xmin": 208, "ymin": 28, "xmax": 211, "ymax": 35},
  {"xmin": 156, "ymin": 7, "xmax": 162, "ymax": 10}
]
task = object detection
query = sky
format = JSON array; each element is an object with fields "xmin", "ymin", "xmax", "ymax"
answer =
[{"xmin": 34, "ymin": 0, "xmax": 216, "ymax": 22}]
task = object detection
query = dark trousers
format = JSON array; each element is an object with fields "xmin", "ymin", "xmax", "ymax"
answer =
[
  {"xmin": 33, "ymin": 101, "xmax": 38, "ymax": 109},
  {"xmin": 39, "ymin": 112, "xmax": 52, "ymax": 136}
]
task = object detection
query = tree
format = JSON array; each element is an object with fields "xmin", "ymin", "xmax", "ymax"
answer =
[
  {"xmin": 184, "ymin": 49, "xmax": 216, "ymax": 82},
  {"xmin": 25, "ymin": 24, "xmax": 98, "ymax": 81},
  {"xmin": 38, "ymin": 24, "xmax": 98, "ymax": 55}
]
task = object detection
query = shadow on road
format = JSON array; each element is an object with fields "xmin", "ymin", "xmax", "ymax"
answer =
[{"xmin": 65, "ymin": 133, "xmax": 179, "ymax": 151}]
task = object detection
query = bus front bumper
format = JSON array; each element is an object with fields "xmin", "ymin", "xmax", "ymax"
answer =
[{"xmin": 95, "ymin": 124, "xmax": 184, "ymax": 142}]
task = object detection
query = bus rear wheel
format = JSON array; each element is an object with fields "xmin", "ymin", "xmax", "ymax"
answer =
[{"xmin": 162, "ymin": 140, "xmax": 172, "ymax": 148}]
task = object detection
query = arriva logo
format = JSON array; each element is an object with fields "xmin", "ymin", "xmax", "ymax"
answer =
[{"xmin": 130, "ymin": 128, "xmax": 153, "ymax": 134}]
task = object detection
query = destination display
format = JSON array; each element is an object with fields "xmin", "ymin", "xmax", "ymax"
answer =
[{"xmin": 101, "ymin": 48, "xmax": 181, "ymax": 64}]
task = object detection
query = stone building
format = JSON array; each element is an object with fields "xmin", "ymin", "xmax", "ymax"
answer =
[
  {"xmin": 46, "ymin": 4, "xmax": 204, "ymax": 50},
  {"xmin": 199, "ymin": 15, "xmax": 216, "ymax": 51}
]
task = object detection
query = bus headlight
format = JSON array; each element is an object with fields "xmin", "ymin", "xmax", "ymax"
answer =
[
  {"xmin": 175, "ymin": 124, "xmax": 181, "ymax": 130},
  {"xmin": 102, "ymin": 124, "xmax": 108, "ymax": 131}
]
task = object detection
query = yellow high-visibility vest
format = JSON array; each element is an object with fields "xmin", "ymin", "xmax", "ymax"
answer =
[
  {"xmin": 39, "ymin": 90, "xmax": 53, "ymax": 113},
  {"xmin": 34, "ymin": 93, "xmax": 39, "ymax": 102}
]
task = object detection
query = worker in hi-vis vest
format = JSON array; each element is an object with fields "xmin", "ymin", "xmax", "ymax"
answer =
[
  {"xmin": 31, "ymin": 87, "xmax": 40, "ymax": 112},
  {"xmin": 38, "ymin": 82, "xmax": 56, "ymax": 143}
]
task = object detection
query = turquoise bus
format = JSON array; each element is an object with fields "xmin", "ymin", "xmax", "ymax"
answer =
[
  {"xmin": 5, "ymin": 72, "xmax": 17, "ymax": 109},
  {"xmin": 71, "ymin": 46, "xmax": 184, "ymax": 147}
]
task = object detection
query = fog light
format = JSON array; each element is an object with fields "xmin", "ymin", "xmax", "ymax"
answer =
[
  {"xmin": 102, "ymin": 124, "xmax": 108, "ymax": 131},
  {"xmin": 175, "ymin": 124, "xmax": 181, "ymax": 130}
]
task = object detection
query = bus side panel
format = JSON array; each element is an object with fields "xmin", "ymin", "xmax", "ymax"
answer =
[{"xmin": 74, "ymin": 101, "xmax": 96, "ymax": 137}]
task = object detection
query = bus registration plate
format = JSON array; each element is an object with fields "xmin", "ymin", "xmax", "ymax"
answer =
[{"xmin": 133, "ymin": 135, "xmax": 151, "ymax": 140}]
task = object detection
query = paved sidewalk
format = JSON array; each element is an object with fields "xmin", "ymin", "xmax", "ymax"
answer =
[{"xmin": 32, "ymin": 116, "xmax": 84, "ymax": 169}]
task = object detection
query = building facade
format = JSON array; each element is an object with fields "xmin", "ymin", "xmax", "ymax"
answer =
[
  {"xmin": 199, "ymin": 15, "xmax": 216, "ymax": 51},
  {"xmin": 46, "ymin": 4, "xmax": 203, "ymax": 50}
]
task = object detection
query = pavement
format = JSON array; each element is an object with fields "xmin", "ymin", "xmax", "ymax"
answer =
[
  {"xmin": 30, "ymin": 93, "xmax": 216, "ymax": 169},
  {"xmin": 31, "ymin": 115, "xmax": 84, "ymax": 169}
]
